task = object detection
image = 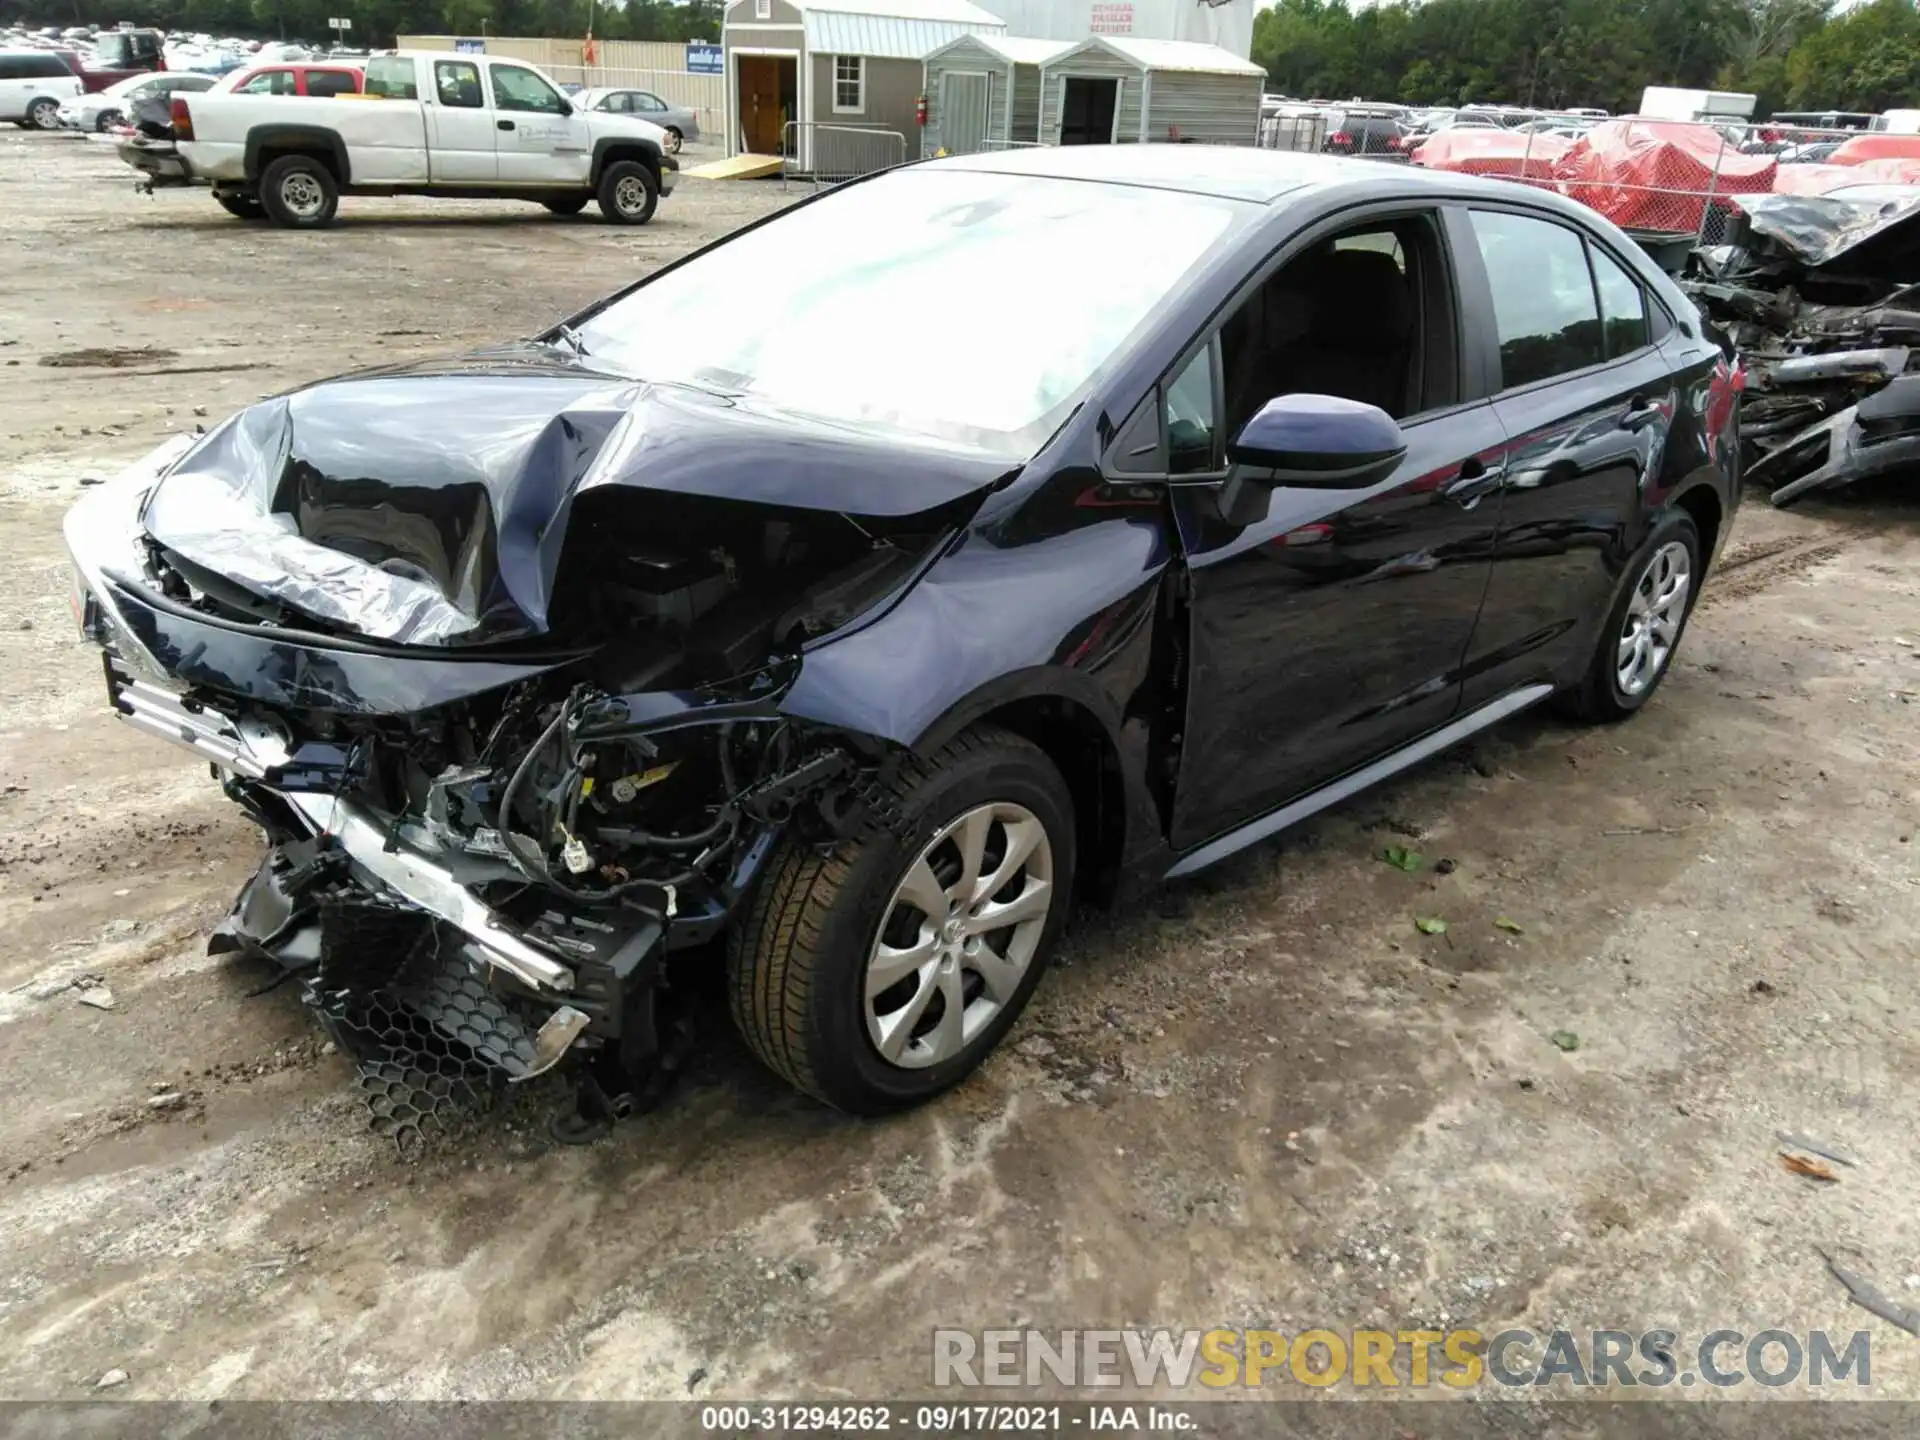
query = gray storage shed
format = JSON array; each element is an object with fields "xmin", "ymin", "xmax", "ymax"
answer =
[
  {"xmin": 919, "ymin": 34, "xmax": 1071, "ymax": 157},
  {"xmin": 722, "ymin": 0, "xmax": 1006, "ymax": 173},
  {"xmin": 1039, "ymin": 36, "xmax": 1265, "ymax": 147}
]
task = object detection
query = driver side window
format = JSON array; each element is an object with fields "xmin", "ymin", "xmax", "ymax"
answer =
[{"xmin": 491, "ymin": 63, "xmax": 565, "ymax": 114}]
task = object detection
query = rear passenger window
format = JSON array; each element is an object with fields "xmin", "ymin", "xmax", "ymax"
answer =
[
  {"xmin": 307, "ymin": 70, "xmax": 358, "ymax": 99},
  {"xmin": 364, "ymin": 57, "xmax": 418, "ymax": 100},
  {"xmin": 433, "ymin": 61, "xmax": 482, "ymax": 108},
  {"xmin": 236, "ymin": 70, "xmax": 293, "ymax": 95},
  {"xmin": 1590, "ymin": 246, "xmax": 1651, "ymax": 357},
  {"xmin": 1467, "ymin": 210, "xmax": 1603, "ymax": 389}
]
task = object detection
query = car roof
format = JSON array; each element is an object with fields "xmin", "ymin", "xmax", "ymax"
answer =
[{"xmin": 925, "ymin": 144, "xmax": 1602, "ymax": 212}]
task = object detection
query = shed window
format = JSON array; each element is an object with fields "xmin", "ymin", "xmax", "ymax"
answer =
[
  {"xmin": 755, "ymin": 0, "xmax": 770, "ymax": 15},
  {"xmin": 833, "ymin": 55, "xmax": 863, "ymax": 114}
]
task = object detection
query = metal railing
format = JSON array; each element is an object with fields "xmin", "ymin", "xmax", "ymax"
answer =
[
  {"xmin": 1257, "ymin": 110, "xmax": 1329, "ymax": 153},
  {"xmin": 781, "ymin": 122, "xmax": 908, "ymax": 190}
]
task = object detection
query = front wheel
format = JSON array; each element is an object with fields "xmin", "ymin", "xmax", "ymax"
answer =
[
  {"xmin": 94, "ymin": 109, "xmax": 122, "ymax": 133},
  {"xmin": 727, "ymin": 725, "xmax": 1075, "ymax": 1113},
  {"xmin": 1560, "ymin": 512, "xmax": 1701, "ymax": 722},
  {"xmin": 596, "ymin": 160, "xmax": 658, "ymax": 225},
  {"xmin": 258, "ymin": 154, "xmax": 339, "ymax": 228}
]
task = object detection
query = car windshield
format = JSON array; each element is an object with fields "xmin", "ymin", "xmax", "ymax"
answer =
[{"xmin": 574, "ymin": 168, "xmax": 1247, "ymax": 452}]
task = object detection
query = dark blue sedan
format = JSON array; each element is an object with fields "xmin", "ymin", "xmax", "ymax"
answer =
[{"xmin": 65, "ymin": 146, "xmax": 1739, "ymax": 1128}]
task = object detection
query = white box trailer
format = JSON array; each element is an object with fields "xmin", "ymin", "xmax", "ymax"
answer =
[{"xmin": 1637, "ymin": 86, "xmax": 1755, "ymax": 122}]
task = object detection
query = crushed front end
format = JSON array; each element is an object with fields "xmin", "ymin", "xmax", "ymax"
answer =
[{"xmin": 66, "ymin": 427, "xmax": 956, "ymax": 1146}]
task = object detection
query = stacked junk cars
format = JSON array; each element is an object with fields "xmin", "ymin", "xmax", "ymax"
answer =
[{"xmin": 1417, "ymin": 115, "xmax": 1920, "ymax": 505}]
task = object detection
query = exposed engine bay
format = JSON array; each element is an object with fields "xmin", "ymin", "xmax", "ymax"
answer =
[{"xmin": 77, "ymin": 446, "xmax": 969, "ymax": 1145}]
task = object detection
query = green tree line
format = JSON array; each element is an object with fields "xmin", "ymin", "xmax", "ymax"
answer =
[
  {"xmin": 0, "ymin": 0, "xmax": 718, "ymax": 46},
  {"xmin": 1255, "ymin": 0, "xmax": 1920, "ymax": 118}
]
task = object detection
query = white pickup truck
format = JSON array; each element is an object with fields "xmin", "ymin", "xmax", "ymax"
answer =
[{"xmin": 121, "ymin": 50, "xmax": 676, "ymax": 227}]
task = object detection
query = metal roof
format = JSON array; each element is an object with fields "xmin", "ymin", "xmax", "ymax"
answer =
[
  {"xmin": 798, "ymin": 0, "xmax": 1007, "ymax": 61},
  {"xmin": 925, "ymin": 33, "xmax": 1073, "ymax": 65},
  {"xmin": 1049, "ymin": 36, "xmax": 1266, "ymax": 77}
]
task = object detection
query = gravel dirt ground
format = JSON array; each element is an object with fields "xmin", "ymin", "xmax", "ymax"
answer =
[{"xmin": 4, "ymin": 126, "xmax": 1920, "ymax": 1407}]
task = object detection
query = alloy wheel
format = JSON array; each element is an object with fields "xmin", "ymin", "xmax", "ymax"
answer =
[
  {"xmin": 864, "ymin": 802, "xmax": 1055, "ymax": 1070},
  {"xmin": 29, "ymin": 99, "xmax": 58, "ymax": 130},
  {"xmin": 1616, "ymin": 540, "xmax": 1691, "ymax": 697}
]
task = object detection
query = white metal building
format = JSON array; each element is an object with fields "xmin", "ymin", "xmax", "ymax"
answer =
[{"xmin": 970, "ymin": 0, "xmax": 1257, "ymax": 58}]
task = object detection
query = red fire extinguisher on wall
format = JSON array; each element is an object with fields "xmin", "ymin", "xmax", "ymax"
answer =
[{"xmin": 916, "ymin": 95, "xmax": 928, "ymax": 127}]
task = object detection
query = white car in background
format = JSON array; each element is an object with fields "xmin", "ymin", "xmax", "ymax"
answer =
[
  {"xmin": 0, "ymin": 47, "xmax": 82, "ymax": 129},
  {"xmin": 58, "ymin": 69, "xmax": 215, "ymax": 132}
]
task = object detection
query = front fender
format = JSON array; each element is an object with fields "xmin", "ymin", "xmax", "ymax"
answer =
[{"xmin": 778, "ymin": 502, "xmax": 1173, "ymax": 751}]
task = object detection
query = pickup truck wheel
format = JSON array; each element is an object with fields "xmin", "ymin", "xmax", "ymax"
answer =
[
  {"xmin": 216, "ymin": 193, "xmax": 266, "ymax": 221},
  {"xmin": 727, "ymin": 724, "xmax": 1075, "ymax": 1113},
  {"xmin": 259, "ymin": 154, "xmax": 339, "ymax": 228},
  {"xmin": 597, "ymin": 160, "xmax": 658, "ymax": 225},
  {"xmin": 27, "ymin": 98, "xmax": 60, "ymax": 130},
  {"xmin": 541, "ymin": 197, "xmax": 589, "ymax": 216}
]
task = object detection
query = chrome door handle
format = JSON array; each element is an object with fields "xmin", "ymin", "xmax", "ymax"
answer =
[{"xmin": 1444, "ymin": 463, "xmax": 1505, "ymax": 508}]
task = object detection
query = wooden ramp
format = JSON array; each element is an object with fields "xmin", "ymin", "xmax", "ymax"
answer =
[{"xmin": 681, "ymin": 153, "xmax": 784, "ymax": 180}]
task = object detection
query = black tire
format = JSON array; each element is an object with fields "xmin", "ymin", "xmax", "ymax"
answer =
[
  {"xmin": 215, "ymin": 193, "xmax": 266, "ymax": 221},
  {"xmin": 94, "ymin": 109, "xmax": 121, "ymax": 133},
  {"xmin": 258, "ymin": 153, "xmax": 339, "ymax": 229},
  {"xmin": 27, "ymin": 97, "xmax": 60, "ymax": 130},
  {"xmin": 541, "ymin": 196, "xmax": 589, "ymax": 216},
  {"xmin": 596, "ymin": 159, "xmax": 658, "ymax": 225},
  {"xmin": 1560, "ymin": 511, "xmax": 1701, "ymax": 722},
  {"xmin": 727, "ymin": 725, "xmax": 1076, "ymax": 1114},
  {"xmin": 663, "ymin": 126, "xmax": 683, "ymax": 154}
]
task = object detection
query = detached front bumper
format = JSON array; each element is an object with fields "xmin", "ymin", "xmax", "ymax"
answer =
[
  {"xmin": 64, "ymin": 451, "xmax": 687, "ymax": 1123},
  {"xmin": 116, "ymin": 136, "xmax": 199, "ymax": 188}
]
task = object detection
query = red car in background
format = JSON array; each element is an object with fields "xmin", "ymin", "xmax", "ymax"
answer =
[
  {"xmin": 55, "ymin": 28, "xmax": 165, "ymax": 92},
  {"xmin": 216, "ymin": 62, "xmax": 365, "ymax": 98}
]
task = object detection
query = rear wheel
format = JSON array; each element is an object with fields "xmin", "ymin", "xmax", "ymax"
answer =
[
  {"xmin": 541, "ymin": 196, "xmax": 589, "ymax": 216},
  {"xmin": 596, "ymin": 160, "xmax": 658, "ymax": 225},
  {"xmin": 27, "ymin": 97, "xmax": 60, "ymax": 130},
  {"xmin": 258, "ymin": 154, "xmax": 339, "ymax": 228},
  {"xmin": 216, "ymin": 192, "xmax": 266, "ymax": 221},
  {"xmin": 1560, "ymin": 512, "xmax": 1701, "ymax": 722},
  {"xmin": 727, "ymin": 725, "xmax": 1075, "ymax": 1113},
  {"xmin": 663, "ymin": 126, "xmax": 683, "ymax": 154}
]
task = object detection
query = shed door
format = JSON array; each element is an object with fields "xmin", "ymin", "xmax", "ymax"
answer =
[{"xmin": 940, "ymin": 71, "xmax": 991, "ymax": 154}]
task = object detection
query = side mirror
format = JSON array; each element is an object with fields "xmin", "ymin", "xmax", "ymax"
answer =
[
  {"xmin": 554, "ymin": 97, "xmax": 573, "ymax": 116},
  {"xmin": 1219, "ymin": 394, "xmax": 1406, "ymax": 523}
]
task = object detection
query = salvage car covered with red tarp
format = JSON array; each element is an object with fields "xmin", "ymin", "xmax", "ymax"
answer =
[
  {"xmin": 1410, "ymin": 127, "xmax": 1570, "ymax": 179},
  {"xmin": 1553, "ymin": 120, "xmax": 1776, "ymax": 231}
]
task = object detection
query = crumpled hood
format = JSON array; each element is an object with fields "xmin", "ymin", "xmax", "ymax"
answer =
[{"xmin": 140, "ymin": 346, "xmax": 1014, "ymax": 647}]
